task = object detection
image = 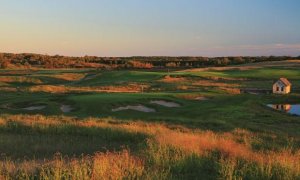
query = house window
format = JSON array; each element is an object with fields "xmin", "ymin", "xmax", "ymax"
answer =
[
  {"xmin": 281, "ymin": 87, "xmax": 284, "ymax": 92},
  {"xmin": 276, "ymin": 87, "xmax": 280, "ymax": 91}
]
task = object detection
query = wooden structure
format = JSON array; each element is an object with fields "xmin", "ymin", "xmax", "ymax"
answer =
[{"xmin": 273, "ymin": 78, "xmax": 291, "ymax": 94}]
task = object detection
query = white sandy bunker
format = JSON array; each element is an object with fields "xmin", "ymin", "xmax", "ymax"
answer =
[
  {"xmin": 23, "ymin": 105, "xmax": 46, "ymax": 111},
  {"xmin": 150, "ymin": 100, "xmax": 181, "ymax": 108},
  {"xmin": 60, "ymin": 105, "xmax": 74, "ymax": 113},
  {"xmin": 112, "ymin": 105, "xmax": 156, "ymax": 113}
]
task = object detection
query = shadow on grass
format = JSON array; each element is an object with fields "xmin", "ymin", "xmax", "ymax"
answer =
[
  {"xmin": 0, "ymin": 121, "xmax": 148, "ymax": 160},
  {"xmin": 170, "ymin": 154, "xmax": 219, "ymax": 180}
]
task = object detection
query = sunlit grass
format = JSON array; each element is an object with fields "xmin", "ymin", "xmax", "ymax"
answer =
[{"xmin": 0, "ymin": 114, "xmax": 299, "ymax": 179}]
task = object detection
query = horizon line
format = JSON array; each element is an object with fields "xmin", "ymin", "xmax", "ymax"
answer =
[{"xmin": 1, "ymin": 51, "xmax": 299, "ymax": 58}]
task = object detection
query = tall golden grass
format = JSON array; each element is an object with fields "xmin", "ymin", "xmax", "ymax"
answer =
[
  {"xmin": 28, "ymin": 83, "xmax": 149, "ymax": 93},
  {"xmin": 46, "ymin": 73, "xmax": 87, "ymax": 81},
  {"xmin": 0, "ymin": 87, "xmax": 18, "ymax": 92},
  {"xmin": 0, "ymin": 114, "xmax": 299, "ymax": 179},
  {"xmin": 0, "ymin": 76, "xmax": 43, "ymax": 84},
  {"xmin": 0, "ymin": 150, "xmax": 144, "ymax": 179}
]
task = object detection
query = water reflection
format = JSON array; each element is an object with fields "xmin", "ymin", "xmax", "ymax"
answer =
[{"xmin": 268, "ymin": 104, "xmax": 300, "ymax": 116}]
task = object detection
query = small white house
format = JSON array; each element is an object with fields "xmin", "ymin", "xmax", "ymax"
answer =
[{"xmin": 273, "ymin": 78, "xmax": 291, "ymax": 94}]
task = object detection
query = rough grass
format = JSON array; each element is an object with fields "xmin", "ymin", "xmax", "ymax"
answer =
[
  {"xmin": 28, "ymin": 83, "xmax": 149, "ymax": 93},
  {"xmin": 0, "ymin": 76, "xmax": 43, "ymax": 85},
  {"xmin": 159, "ymin": 75, "xmax": 187, "ymax": 83},
  {"xmin": 0, "ymin": 115, "xmax": 299, "ymax": 179},
  {"xmin": 49, "ymin": 73, "xmax": 87, "ymax": 81},
  {"xmin": 0, "ymin": 115, "xmax": 147, "ymax": 159}
]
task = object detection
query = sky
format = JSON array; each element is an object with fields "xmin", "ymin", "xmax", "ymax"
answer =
[{"xmin": 0, "ymin": 0, "xmax": 300, "ymax": 57}]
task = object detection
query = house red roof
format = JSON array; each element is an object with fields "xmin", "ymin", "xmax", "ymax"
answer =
[{"xmin": 278, "ymin": 78, "xmax": 292, "ymax": 86}]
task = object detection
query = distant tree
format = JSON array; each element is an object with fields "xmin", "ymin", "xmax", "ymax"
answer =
[
  {"xmin": 24, "ymin": 62, "xmax": 31, "ymax": 69},
  {"xmin": 15, "ymin": 63, "xmax": 22, "ymax": 68},
  {"xmin": 221, "ymin": 57, "xmax": 230, "ymax": 66},
  {"xmin": 0, "ymin": 52, "xmax": 297, "ymax": 69},
  {"xmin": 128, "ymin": 60, "xmax": 153, "ymax": 69},
  {"xmin": 233, "ymin": 57, "xmax": 244, "ymax": 64},
  {"xmin": 166, "ymin": 62, "xmax": 177, "ymax": 68},
  {"xmin": 0, "ymin": 59, "xmax": 10, "ymax": 69}
]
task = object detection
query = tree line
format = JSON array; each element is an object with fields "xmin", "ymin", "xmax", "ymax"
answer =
[{"xmin": 0, "ymin": 53, "xmax": 298, "ymax": 69}]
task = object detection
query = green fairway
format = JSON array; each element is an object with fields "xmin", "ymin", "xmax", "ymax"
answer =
[
  {"xmin": 76, "ymin": 71, "xmax": 166, "ymax": 86},
  {"xmin": 0, "ymin": 63, "xmax": 299, "ymax": 136},
  {"xmin": 189, "ymin": 68, "xmax": 300, "ymax": 79}
]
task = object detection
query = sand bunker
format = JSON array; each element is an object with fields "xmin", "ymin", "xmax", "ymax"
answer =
[
  {"xmin": 83, "ymin": 73, "xmax": 101, "ymax": 81},
  {"xmin": 159, "ymin": 75, "xmax": 187, "ymax": 83},
  {"xmin": 23, "ymin": 106, "xmax": 46, "ymax": 111},
  {"xmin": 150, "ymin": 100, "xmax": 181, "ymax": 108},
  {"xmin": 60, "ymin": 105, "xmax": 74, "ymax": 113},
  {"xmin": 195, "ymin": 97, "xmax": 209, "ymax": 101},
  {"xmin": 112, "ymin": 105, "xmax": 156, "ymax": 113}
]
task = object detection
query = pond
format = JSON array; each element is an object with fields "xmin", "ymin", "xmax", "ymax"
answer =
[{"xmin": 267, "ymin": 104, "xmax": 300, "ymax": 116}]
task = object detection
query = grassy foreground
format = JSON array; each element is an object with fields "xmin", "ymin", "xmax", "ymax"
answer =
[{"xmin": 0, "ymin": 114, "xmax": 299, "ymax": 179}]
